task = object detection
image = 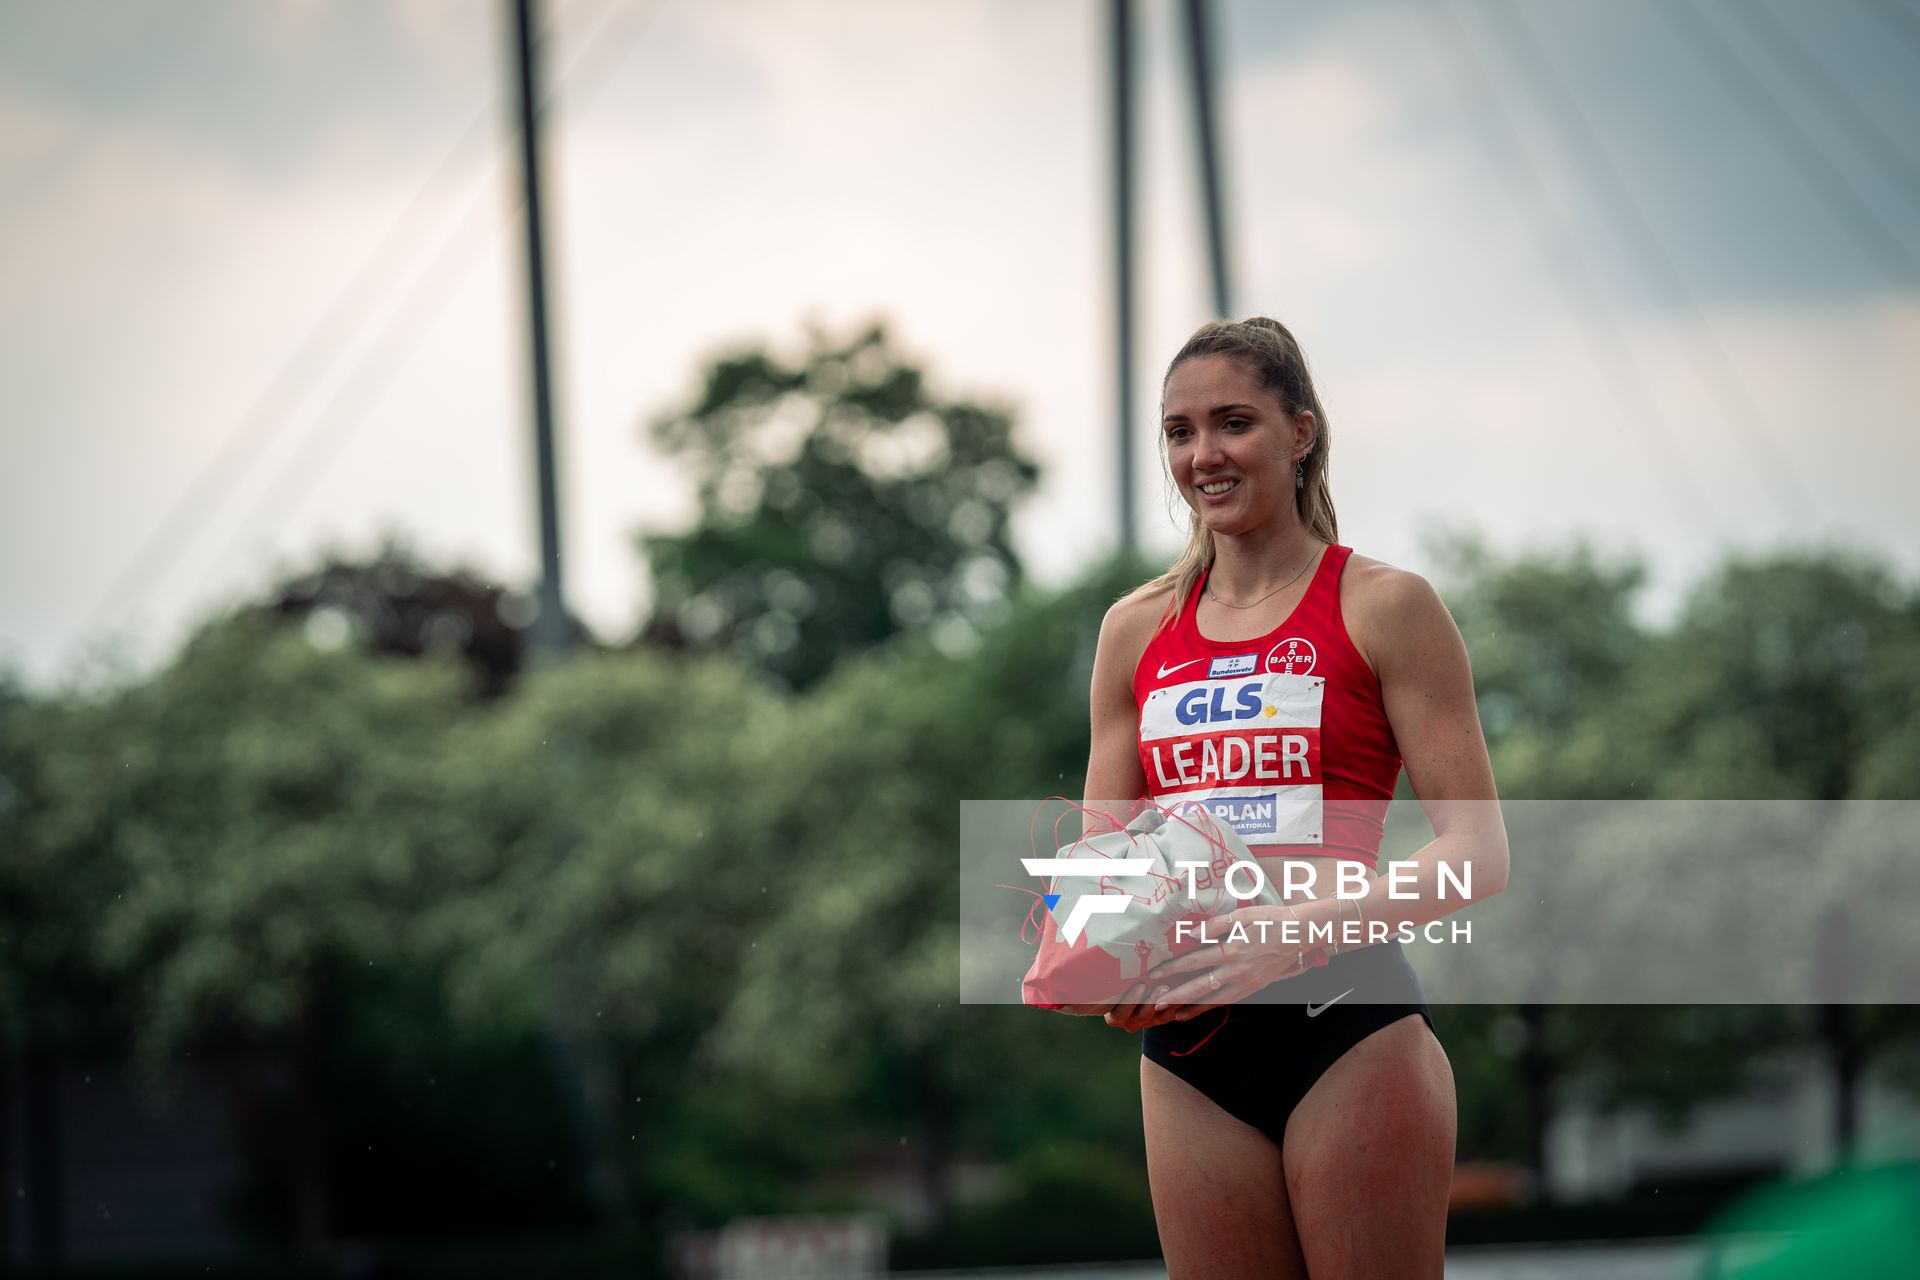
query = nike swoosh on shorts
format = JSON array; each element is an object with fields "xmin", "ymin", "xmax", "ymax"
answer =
[{"xmin": 1306, "ymin": 989, "xmax": 1353, "ymax": 1017}]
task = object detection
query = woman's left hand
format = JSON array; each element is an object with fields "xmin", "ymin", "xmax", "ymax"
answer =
[{"xmin": 1142, "ymin": 906, "xmax": 1329, "ymax": 1022}]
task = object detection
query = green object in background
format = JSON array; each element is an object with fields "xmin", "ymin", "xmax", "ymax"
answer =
[{"xmin": 1696, "ymin": 1162, "xmax": 1920, "ymax": 1278}]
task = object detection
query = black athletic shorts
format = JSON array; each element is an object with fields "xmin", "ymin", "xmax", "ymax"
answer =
[{"xmin": 1140, "ymin": 938, "xmax": 1433, "ymax": 1148}]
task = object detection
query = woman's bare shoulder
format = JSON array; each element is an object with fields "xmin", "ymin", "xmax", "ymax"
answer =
[
  {"xmin": 1340, "ymin": 552, "xmax": 1449, "ymax": 674},
  {"xmin": 1342, "ymin": 551, "xmax": 1432, "ymax": 601},
  {"xmin": 1098, "ymin": 582, "xmax": 1180, "ymax": 673}
]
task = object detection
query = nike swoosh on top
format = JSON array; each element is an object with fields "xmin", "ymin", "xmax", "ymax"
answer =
[
  {"xmin": 1305, "ymin": 989, "xmax": 1354, "ymax": 1017},
  {"xmin": 1156, "ymin": 658, "xmax": 1205, "ymax": 679}
]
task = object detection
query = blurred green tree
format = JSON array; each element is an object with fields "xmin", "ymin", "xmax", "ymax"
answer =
[
  {"xmin": 1436, "ymin": 538, "xmax": 1920, "ymax": 1177},
  {"xmin": 1430, "ymin": 533, "xmax": 1648, "ymax": 798},
  {"xmin": 1427, "ymin": 536, "xmax": 1657, "ymax": 1178},
  {"xmin": 0, "ymin": 673, "xmax": 133, "ymax": 1052},
  {"xmin": 636, "ymin": 318, "xmax": 1040, "ymax": 691},
  {"xmin": 1640, "ymin": 550, "xmax": 1911, "ymax": 801},
  {"xmin": 15, "ymin": 608, "xmax": 474, "ymax": 1251},
  {"xmin": 698, "ymin": 554, "xmax": 1156, "ymax": 1221},
  {"xmin": 261, "ymin": 535, "xmax": 565, "ymax": 698},
  {"xmin": 407, "ymin": 643, "xmax": 823, "ymax": 1231},
  {"xmin": 1601, "ymin": 552, "xmax": 1920, "ymax": 1158}
]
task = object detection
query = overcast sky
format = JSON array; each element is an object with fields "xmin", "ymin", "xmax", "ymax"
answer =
[{"xmin": 4, "ymin": 0, "xmax": 1917, "ymax": 692}]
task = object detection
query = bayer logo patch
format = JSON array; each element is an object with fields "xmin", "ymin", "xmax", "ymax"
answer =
[{"xmin": 1265, "ymin": 636, "xmax": 1317, "ymax": 675}]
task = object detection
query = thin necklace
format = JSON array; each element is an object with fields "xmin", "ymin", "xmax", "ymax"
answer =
[{"xmin": 1206, "ymin": 545, "xmax": 1321, "ymax": 610}]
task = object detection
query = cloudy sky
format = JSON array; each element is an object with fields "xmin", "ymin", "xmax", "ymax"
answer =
[{"xmin": 3, "ymin": 0, "xmax": 1917, "ymax": 691}]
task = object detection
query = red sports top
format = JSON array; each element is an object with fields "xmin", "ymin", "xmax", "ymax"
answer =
[{"xmin": 1131, "ymin": 543, "xmax": 1401, "ymax": 868}]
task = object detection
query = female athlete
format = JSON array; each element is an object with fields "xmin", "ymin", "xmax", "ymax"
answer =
[{"xmin": 1056, "ymin": 317, "xmax": 1509, "ymax": 1277}]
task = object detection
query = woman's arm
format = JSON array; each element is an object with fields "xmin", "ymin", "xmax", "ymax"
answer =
[
  {"xmin": 1083, "ymin": 597, "xmax": 1154, "ymax": 834},
  {"xmin": 1322, "ymin": 566, "xmax": 1510, "ymax": 942},
  {"xmin": 1050, "ymin": 597, "xmax": 1157, "ymax": 1018}
]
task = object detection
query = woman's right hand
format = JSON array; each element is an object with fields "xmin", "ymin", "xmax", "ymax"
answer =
[{"xmin": 1048, "ymin": 982, "xmax": 1182, "ymax": 1031}]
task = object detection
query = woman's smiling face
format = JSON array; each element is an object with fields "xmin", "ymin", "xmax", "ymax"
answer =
[{"xmin": 1161, "ymin": 354, "xmax": 1310, "ymax": 533}]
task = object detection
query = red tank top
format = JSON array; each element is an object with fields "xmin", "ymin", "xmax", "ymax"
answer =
[{"xmin": 1130, "ymin": 544, "xmax": 1401, "ymax": 868}]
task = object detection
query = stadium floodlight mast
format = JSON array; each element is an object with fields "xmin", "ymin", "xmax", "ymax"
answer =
[
  {"xmin": 509, "ymin": 0, "xmax": 570, "ymax": 661},
  {"xmin": 1108, "ymin": 0, "xmax": 1235, "ymax": 556}
]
